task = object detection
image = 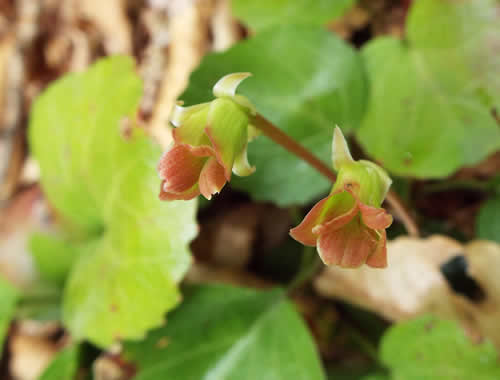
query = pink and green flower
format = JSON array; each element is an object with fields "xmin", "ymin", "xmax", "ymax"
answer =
[
  {"xmin": 158, "ymin": 73, "xmax": 257, "ymax": 201},
  {"xmin": 290, "ymin": 127, "xmax": 393, "ymax": 268}
]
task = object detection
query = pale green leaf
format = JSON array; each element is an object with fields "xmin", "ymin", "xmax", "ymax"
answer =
[
  {"xmin": 232, "ymin": 0, "xmax": 354, "ymax": 32},
  {"xmin": 29, "ymin": 233, "xmax": 79, "ymax": 285},
  {"xmin": 380, "ymin": 315, "xmax": 500, "ymax": 379},
  {"xmin": 357, "ymin": 0, "xmax": 500, "ymax": 178},
  {"xmin": 124, "ymin": 285, "xmax": 326, "ymax": 380},
  {"xmin": 182, "ymin": 25, "xmax": 367, "ymax": 205},
  {"xmin": 477, "ymin": 196, "xmax": 500, "ymax": 243},
  {"xmin": 29, "ymin": 56, "xmax": 198, "ymax": 347}
]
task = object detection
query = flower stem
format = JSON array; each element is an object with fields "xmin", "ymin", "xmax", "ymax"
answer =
[
  {"xmin": 252, "ymin": 113, "xmax": 419, "ymax": 237},
  {"xmin": 252, "ymin": 114, "xmax": 337, "ymax": 183}
]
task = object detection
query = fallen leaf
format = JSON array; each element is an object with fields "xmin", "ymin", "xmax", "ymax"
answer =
[{"xmin": 314, "ymin": 236, "xmax": 500, "ymax": 348}]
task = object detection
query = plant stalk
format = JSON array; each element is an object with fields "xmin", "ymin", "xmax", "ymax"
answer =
[{"xmin": 252, "ymin": 113, "xmax": 419, "ymax": 237}]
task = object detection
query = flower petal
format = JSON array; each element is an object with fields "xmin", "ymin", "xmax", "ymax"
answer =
[
  {"xmin": 159, "ymin": 181, "xmax": 200, "ymax": 201},
  {"xmin": 317, "ymin": 218, "xmax": 377, "ymax": 268},
  {"xmin": 312, "ymin": 197, "xmax": 358, "ymax": 236},
  {"xmin": 290, "ymin": 195, "xmax": 332, "ymax": 246},
  {"xmin": 366, "ymin": 229, "xmax": 388, "ymax": 268},
  {"xmin": 232, "ymin": 144, "xmax": 255, "ymax": 177},
  {"xmin": 172, "ymin": 105, "xmax": 211, "ymax": 147},
  {"xmin": 290, "ymin": 190, "xmax": 356, "ymax": 246},
  {"xmin": 358, "ymin": 202, "xmax": 393, "ymax": 230},
  {"xmin": 157, "ymin": 145, "xmax": 205, "ymax": 193},
  {"xmin": 170, "ymin": 102, "xmax": 210, "ymax": 127},
  {"xmin": 344, "ymin": 185, "xmax": 393, "ymax": 230},
  {"xmin": 358, "ymin": 160, "xmax": 392, "ymax": 200},
  {"xmin": 206, "ymin": 98, "xmax": 249, "ymax": 180},
  {"xmin": 199, "ymin": 157, "xmax": 227, "ymax": 200}
]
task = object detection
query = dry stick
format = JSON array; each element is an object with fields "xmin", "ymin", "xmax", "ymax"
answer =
[{"xmin": 252, "ymin": 114, "xmax": 420, "ymax": 237}]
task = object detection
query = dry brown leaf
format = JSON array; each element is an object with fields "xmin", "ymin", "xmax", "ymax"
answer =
[{"xmin": 315, "ymin": 235, "xmax": 500, "ymax": 347}]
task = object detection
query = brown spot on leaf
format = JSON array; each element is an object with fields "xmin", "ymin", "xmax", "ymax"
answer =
[
  {"xmin": 156, "ymin": 337, "xmax": 170, "ymax": 349},
  {"xmin": 120, "ymin": 117, "xmax": 133, "ymax": 140},
  {"xmin": 424, "ymin": 320, "xmax": 435, "ymax": 332}
]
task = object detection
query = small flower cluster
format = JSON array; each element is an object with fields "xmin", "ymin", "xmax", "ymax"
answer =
[
  {"xmin": 157, "ymin": 73, "xmax": 257, "ymax": 200},
  {"xmin": 158, "ymin": 73, "xmax": 393, "ymax": 268}
]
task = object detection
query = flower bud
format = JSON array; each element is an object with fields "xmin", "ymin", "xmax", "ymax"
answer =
[
  {"xmin": 158, "ymin": 73, "xmax": 257, "ymax": 201},
  {"xmin": 290, "ymin": 127, "xmax": 393, "ymax": 268}
]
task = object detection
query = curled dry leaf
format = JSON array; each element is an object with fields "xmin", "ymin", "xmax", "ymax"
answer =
[{"xmin": 315, "ymin": 235, "xmax": 500, "ymax": 347}]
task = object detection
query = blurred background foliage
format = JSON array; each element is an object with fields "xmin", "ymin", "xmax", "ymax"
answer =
[{"xmin": 0, "ymin": 0, "xmax": 498, "ymax": 379}]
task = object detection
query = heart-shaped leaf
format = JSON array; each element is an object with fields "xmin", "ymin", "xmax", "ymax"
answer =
[
  {"xmin": 357, "ymin": 0, "xmax": 500, "ymax": 178},
  {"xmin": 29, "ymin": 56, "xmax": 198, "ymax": 347},
  {"xmin": 124, "ymin": 285, "xmax": 326, "ymax": 380}
]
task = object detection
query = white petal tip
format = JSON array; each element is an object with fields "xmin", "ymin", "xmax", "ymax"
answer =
[
  {"xmin": 213, "ymin": 72, "xmax": 252, "ymax": 98},
  {"xmin": 332, "ymin": 126, "xmax": 354, "ymax": 170}
]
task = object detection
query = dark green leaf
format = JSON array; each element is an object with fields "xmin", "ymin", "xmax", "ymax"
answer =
[
  {"xmin": 124, "ymin": 285, "xmax": 326, "ymax": 380},
  {"xmin": 182, "ymin": 25, "xmax": 367, "ymax": 205},
  {"xmin": 477, "ymin": 196, "xmax": 500, "ymax": 243},
  {"xmin": 357, "ymin": 0, "xmax": 500, "ymax": 178},
  {"xmin": 232, "ymin": 0, "xmax": 353, "ymax": 32},
  {"xmin": 39, "ymin": 345, "xmax": 80, "ymax": 380}
]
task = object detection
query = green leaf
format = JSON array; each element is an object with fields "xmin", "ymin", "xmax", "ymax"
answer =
[
  {"xmin": 182, "ymin": 25, "xmax": 367, "ymax": 205},
  {"xmin": 29, "ymin": 233, "xmax": 79, "ymax": 285},
  {"xmin": 39, "ymin": 345, "xmax": 80, "ymax": 380},
  {"xmin": 124, "ymin": 285, "xmax": 326, "ymax": 380},
  {"xmin": 29, "ymin": 56, "xmax": 198, "ymax": 347},
  {"xmin": 357, "ymin": 0, "xmax": 500, "ymax": 178},
  {"xmin": 232, "ymin": 0, "xmax": 353, "ymax": 32},
  {"xmin": 477, "ymin": 196, "xmax": 500, "ymax": 243},
  {"xmin": 380, "ymin": 315, "xmax": 500, "ymax": 380},
  {"xmin": 0, "ymin": 277, "xmax": 18, "ymax": 356}
]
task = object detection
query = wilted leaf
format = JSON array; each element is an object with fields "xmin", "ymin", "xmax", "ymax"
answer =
[
  {"xmin": 315, "ymin": 235, "xmax": 461, "ymax": 320},
  {"xmin": 124, "ymin": 285, "xmax": 326, "ymax": 380},
  {"xmin": 357, "ymin": 0, "xmax": 500, "ymax": 178},
  {"xmin": 232, "ymin": 0, "xmax": 354, "ymax": 32},
  {"xmin": 380, "ymin": 316, "xmax": 500, "ymax": 380},
  {"xmin": 29, "ymin": 56, "xmax": 198, "ymax": 347},
  {"xmin": 181, "ymin": 25, "xmax": 367, "ymax": 205},
  {"xmin": 476, "ymin": 196, "xmax": 500, "ymax": 243}
]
